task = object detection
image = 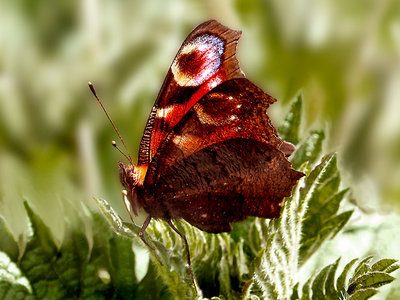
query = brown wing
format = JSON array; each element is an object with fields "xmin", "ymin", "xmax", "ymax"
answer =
[
  {"xmin": 144, "ymin": 78, "xmax": 283, "ymax": 186},
  {"xmin": 147, "ymin": 138, "xmax": 303, "ymax": 233},
  {"xmin": 137, "ymin": 20, "xmax": 244, "ymax": 168}
]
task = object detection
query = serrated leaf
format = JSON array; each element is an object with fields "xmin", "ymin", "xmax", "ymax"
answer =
[
  {"xmin": 352, "ymin": 257, "xmax": 374, "ymax": 280},
  {"xmin": 296, "ymin": 256, "xmax": 398, "ymax": 300},
  {"xmin": 290, "ymin": 282, "xmax": 299, "ymax": 300},
  {"xmin": 0, "ymin": 217, "xmax": 19, "ymax": 262},
  {"xmin": 94, "ymin": 198, "xmax": 196, "ymax": 299},
  {"xmin": 299, "ymin": 154, "xmax": 352, "ymax": 264},
  {"xmin": 80, "ymin": 213, "xmax": 115, "ymax": 299},
  {"xmin": 278, "ymin": 94, "xmax": 302, "ymax": 144},
  {"xmin": 251, "ymin": 152, "xmax": 356, "ymax": 299},
  {"xmin": 292, "ymin": 130, "xmax": 325, "ymax": 169},
  {"xmin": 19, "ymin": 202, "xmax": 65, "ymax": 299},
  {"xmin": 384, "ymin": 264, "xmax": 400, "ymax": 274},
  {"xmin": 325, "ymin": 258, "xmax": 340, "ymax": 297},
  {"xmin": 320, "ymin": 210, "xmax": 353, "ymax": 239},
  {"xmin": 0, "ymin": 251, "xmax": 35, "ymax": 300},
  {"xmin": 53, "ymin": 228, "xmax": 90, "ymax": 298},
  {"xmin": 348, "ymin": 288, "xmax": 378, "ymax": 300},
  {"xmin": 17, "ymin": 201, "xmax": 143, "ymax": 299},
  {"xmin": 93, "ymin": 197, "xmax": 139, "ymax": 238},
  {"xmin": 371, "ymin": 259, "xmax": 398, "ymax": 273},
  {"xmin": 311, "ymin": 264, "xmax": 331, "ymax": 299},
  {"xmin": 108, "ymin": 236, "xmax": 138, "ymax": 298},
  {"xmin": 135, "ymin": 261, "xmax": 171, "ymax": 299},
  {"xmin": 348, "ymin": 271, "xmax": 395, "ymax": 294},
  {"xmin": 299, "ymin": 153, "xmax": 336, "ymax": 202},
  {"xmin": 336, "ymin": 258, "xmax": 358, "ymax": 291},
  {"xmin": 232, "ymin": 238, "xmax": 249, "ymax": 282},
  {"xmin": 300, "ymin": 277, "xmax": 312, "ymax": 300},
  {"xmin": 218, "ymin": 242, "xmax": 232, "ymax": 299},
  {"xmin": 23, "ymin": 202, "xmax": 57, "ymax": 255}
]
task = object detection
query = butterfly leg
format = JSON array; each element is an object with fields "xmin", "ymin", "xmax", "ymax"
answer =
[
  {"xmin": 167, "ymin": 220, "xmax": 201, "ymax": 296},
  {"xmin": 121, "ymin": 190, "xmax": 155, "ymax": 252},
  {"xmin": 138, "ymin": 215, "xmax": 164, "ymax": 266},
  {"xmin": 139, "ymin": 215, "xmax": 154, "ymax": 250}
]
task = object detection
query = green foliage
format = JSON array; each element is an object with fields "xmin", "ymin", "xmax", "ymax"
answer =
[
  {"xmin": 295, "ymin": 257, "xmax": 399, "ymax": 299},
  {"xmin": 0, "ymin": 201, "xmax": 156, "ymax": 299},
  {"xmin": 278, "ymin": 94, "xmax": 302, "ymax": 145},
  {"xmin": 246, "ymin": 150, "xmax": 353, "ymax": 299},
  {"xmin": 0, "ymin": 96, "xmax": 398, "ymax": 299},
  {"xmin": 0, "ymin": 251, "xmax": 34, "ymax": 299},
  {"xmin": 0, "ymin": 217, "xmax": 19, "ymax": 262}
]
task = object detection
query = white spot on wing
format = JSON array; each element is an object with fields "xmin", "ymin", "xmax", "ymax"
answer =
[
  {"xmin": 172, "ymin": 134, "xmax": 184, "ymax": 145},
  {"xmin": 171, "ymin": 34, "xmax": 224, "ymax": 87},
  {"xmin": 156, "ymin": 106, "xmax": 174, "ymax": 119}
]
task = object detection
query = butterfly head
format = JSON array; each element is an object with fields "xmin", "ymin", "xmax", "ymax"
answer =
[
  {"xmin": 118, "ymin": 161, "xmax": 142, "ymax": 216},
  {"xmin": 119, "ymin": 162, "xmax": 138, "ymax": 188}
]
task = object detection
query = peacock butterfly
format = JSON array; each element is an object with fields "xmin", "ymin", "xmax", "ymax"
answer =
[{"xmin": 90, "ymin": 20, "xmax": 303, "ymax": 293}]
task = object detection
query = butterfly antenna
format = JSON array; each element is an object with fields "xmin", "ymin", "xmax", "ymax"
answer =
[
  {"xmin": 88, "ymin": 82, "xmax": 134, "ymax": 165},
  {"xmin": 112, "ymin": 141, "xmax": 132, "ymax": 163}
]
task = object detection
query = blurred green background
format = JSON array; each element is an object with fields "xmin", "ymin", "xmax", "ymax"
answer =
[{"xmin": 0, "ymin": 0, "xmax": 399, "ymax": 259}]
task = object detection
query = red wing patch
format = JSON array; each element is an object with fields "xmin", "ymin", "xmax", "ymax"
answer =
[
  {"xmin": 145, "ymin": 78, "xmax": 281, "ymax": 186},
  {"xmin": 137, "ymin": 20, "xmax": 244, "ymax": 173}
]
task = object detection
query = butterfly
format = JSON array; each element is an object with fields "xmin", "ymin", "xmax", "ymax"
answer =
[{"xmin": 90, "ymin": 20, "xmax": 304, "ymax": 293}]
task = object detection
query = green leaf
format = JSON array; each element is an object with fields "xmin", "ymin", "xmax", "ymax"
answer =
[
  {"xmin": 295, "ymin": 257, "xmax": 398, "ymax": 299},
  {"xmin": 109, "ymin": 236, "xmax": 138, "ymax": 299},
  {"xmin": 19, "ymin": 202, "xmax": 64, "ymax": 299},
  {"xmin": 292, "ymin": 130, "xmax": 325, "ymax": 169},
  {"xmin": 16, "ymin": 201, "xmax": 146, "ymax": 299},
  {"xmin": 0, "ymin": 251, "xmax": 35, "ymax": 300},
  {"xmin": 53, "ymin": 227, "xmax": 91, "ymax": 299},
  {"xmin": 94, "ymin": 198, "xmax": 200, "ymax": 298},
  {"xmin": 218, "ymin": 237, "xmax": 232, "ymax": 299},
  {"xmin": 81, "ymin": 213, "xmax": 115, "ymax": 299},
  {"xmin": 300, "ymin": 277, "xmax": 312, "ymax": 300},
  {"xmin": 325, "ymin": 258, "xmax": 341, "ymax": 297},
  {"xmin": 0, "ymin": 217, "xmax": 19, "ymax": 262},
  {"xmin": 347, "ymin": 288, "xmax": 378, "ymax": 300},
  {"xmin": 278, "ymin": 94, "xmax": 302, "ymax": 145},
  {"xmin": 336, "ymin": 258, "xmax": 358, "ymax": 293},
  {"xmin": 250, "ymin": 153, "xmax": 355, "ymax": 299},
  {"xmin": 290, "ymin": 282, "xmax": 299, "ymax": 300},
  {"xmin": 299, "ymin": 154, "xmax": 352, "ymax": 264},
  {"xmin": 94, "ymin": 198, "xmax": 199, "ymax": 298},
  {"xmin": 93, "ymin": 197, "xmax": 139, "ymax": 239},
  {"xmin": 371, "ymin": 258, "xmax": 399, "ymax": 273},
  {"xmin": 348, "ymin": 272, "xmax": 395, "ymax": 294},
  {"xmin": 311, "ymin": 264, "xmax": 331, "ymax": 299},
  {"xmin": 352, "ymin": 257, "xmax": 374, "ymax": 279}
]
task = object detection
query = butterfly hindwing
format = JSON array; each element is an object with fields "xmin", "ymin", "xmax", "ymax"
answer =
[
  {"xmin": 138, "ymin": 20, "xmax": 244, "ymax": 168},
  {"xmin": 148, "ymin": 138, "xmax": 303, "ymax": 233}
]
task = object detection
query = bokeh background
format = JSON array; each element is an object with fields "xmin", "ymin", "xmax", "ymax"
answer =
[{"xmin": 1, "ymin": 0, "xmax": 400, "ymax": 294}]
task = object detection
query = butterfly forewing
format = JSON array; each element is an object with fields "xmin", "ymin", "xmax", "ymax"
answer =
[
  {"xmin": 138, "ymin": 20, "xmax": 244, "ymax": 169},
  {"xmin": 144, "ymin": 78, "xmax": 283, "ymax": 186}
]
